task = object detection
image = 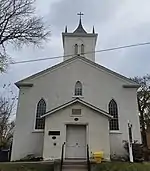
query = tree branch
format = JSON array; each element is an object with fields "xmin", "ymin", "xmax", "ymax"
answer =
[{"xmin": 0, "ymin": 0, "xmax": 50, "ymax": 72}]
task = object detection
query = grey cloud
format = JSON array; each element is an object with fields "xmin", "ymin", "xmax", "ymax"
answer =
[
  {"xmin": 49, "ymin": 0, "xmax": 122, "ymax": 32},
  {"xmin": 1, "ymin": 0, "xmax": 150, "ymax": 97}
]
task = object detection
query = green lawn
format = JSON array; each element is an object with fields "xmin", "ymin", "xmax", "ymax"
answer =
[
  {"xmin": 0, "ymin": 162, "xmax": 53, "ymax": 171},
  {"xmin": 92, "ymin": 162, "xmax": 150, "ymax": 171},
  {"xmin": 0, "ymin": 162, "xmax": 150, "ymax": 171}
]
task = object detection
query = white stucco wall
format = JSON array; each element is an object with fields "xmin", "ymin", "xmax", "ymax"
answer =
[
  {"xmin": 11, "ymin": 58, "xmax": 141, "ymax": 160},
  {"xmin": 11, "ymin": 89, "xmax": 44, "ymax": 161},
  {"xmin": 63, "ymin": 34, "xmax": 97, "ymax": 62},
  {"xmin": 43, "ymin": 103, "xmax": 110, "ymax": 160}
]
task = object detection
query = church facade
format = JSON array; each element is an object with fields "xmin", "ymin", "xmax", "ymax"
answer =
[{"xmin": 11, "ymin": 17, "xmax": 141, "ymax": 161}]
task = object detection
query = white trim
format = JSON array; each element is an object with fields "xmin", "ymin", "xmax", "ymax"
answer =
[
  {"xmin": 70, "ymin": 114, "xmax": 82, "ymax": 117},
  {"xmin": 65, "ymin": 124, "xmax": 87, "ymax": 159},
  {"xmin": 108, "ymin": 98, "xmax": 120, "ymax": 131},
  {"xmin": 64, "ymin": 122, "xmax": 88, "ymax": 125},
  {"xmin": 109, "ymin": 130, "xmax": 122, "ymax": 134},
  {"xmin": 78, "ymin": 58, "xmax": 138, "ymax": 85},
  {"xmin": 42, "ymin": 98, "xmax": 112, "ymax": 119},
  {"xmin": 32, "ymin": 130, "xmax": 44, "ymax": 133},
  {"xmin": 16, "ymin": 56, "xmax": 138, "ymax": 86},
  {"xmin": 72, "ymin": 96, "xmax": 84, "ymax": 99},
  {"xmin": 33, "ymin": 101, "xmax": 37, "ymax": 131},
  {"xmin": 86, "ymin": 123, "xmax": 89, "ymax": 146},
  {"xmin": 79, "ymin": 100, "xmax": 112, "ymax": 118},
  {"xmin": 33, "ymin": 98, "xmax": 47, "ymax": 131}
]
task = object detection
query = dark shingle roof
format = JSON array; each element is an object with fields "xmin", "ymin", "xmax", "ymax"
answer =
[{"xmin": 73, "ymin": 18, "xmax": 87, "ymax": 34}]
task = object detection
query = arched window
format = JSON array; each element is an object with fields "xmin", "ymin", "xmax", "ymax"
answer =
[
  {"xmin": 75, "ymin": 44, "xmax": 78, "ymax": 55},
  {"xmin": 109, "ymin": 99, "xmax": 119, "ymax": 130},
  {"xmin": 35, "ymin": 99, "xmax": 46, "ymax": 130},
  {"xmin": 81, "ymin": 44, "xmax": 84, "ymax": 55},
  {"xmin": 75, "ymin": 81, "xmax": 82, "ymax": 96}
]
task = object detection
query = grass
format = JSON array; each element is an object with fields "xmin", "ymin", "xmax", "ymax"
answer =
[
  {"xmin": 92, "ymin": 162, "xmax": 150, "ymax": 171},
  {"xmin": 0, "ymin": 162, "xmax": 53, "ymax": 171},
  {"xmin": 0, "ymin": 162, "xmax": 150, "ymax": 171}
]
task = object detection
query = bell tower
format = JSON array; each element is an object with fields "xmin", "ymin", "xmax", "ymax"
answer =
[{"xmin": 62, "ymin": 13, "xmax": 98, "ymax": 62}]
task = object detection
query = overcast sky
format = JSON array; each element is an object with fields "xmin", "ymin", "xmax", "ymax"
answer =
[{"xmin": 1, "ymin": 0, "xmax": 150, "ymax": 96}]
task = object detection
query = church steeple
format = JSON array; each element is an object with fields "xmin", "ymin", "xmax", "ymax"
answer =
[
  {"xmin": 62, "ymin": 13, "xmax": 98, "ymax": 62},
  {"xmin": 73, "ymin": 12, "xmax": 87, "ymax": 34}
]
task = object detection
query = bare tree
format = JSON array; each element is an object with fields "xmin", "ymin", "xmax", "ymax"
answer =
[
  {"xmin": 0, "ymin": 84, "xmax": 16, "ymax": 149},
  {"xmin": 0, "ymin": 0, "xmax": 50, "ymax": 72},
  {"xmin": 132, "ymin": 75, "xmax": 150, "ymax": 160}
]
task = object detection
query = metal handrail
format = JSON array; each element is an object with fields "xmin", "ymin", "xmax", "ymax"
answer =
[
  {"xmin": 87, "ymin": 144, "xmax": 91, "ymax": 171},
  {"xmin": 60, "ymin": 142, "xmax": 65, "ymax": 171}
]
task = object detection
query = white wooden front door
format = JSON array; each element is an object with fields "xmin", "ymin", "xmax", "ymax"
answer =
[{"xmin": 65, "ymin": 125, "xmax": 86, "ymax": 159}]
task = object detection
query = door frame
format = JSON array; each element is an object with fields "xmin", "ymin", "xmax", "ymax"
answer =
[{"xmin": 64, "ymin": 123, "xmax": 89, "ymax": 159}]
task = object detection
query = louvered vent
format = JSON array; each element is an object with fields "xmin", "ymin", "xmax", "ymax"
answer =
[{"xmin": 72, "ymin": 109, "xmax": 81, "ymax": 115}]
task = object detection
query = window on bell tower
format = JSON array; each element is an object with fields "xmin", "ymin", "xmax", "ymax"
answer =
[
  {"xmin": 75, "ymin": 44, "xmax": 78, "ymax": 55},
  {"xmin": 81, "ymin": 44, "xmax": 84, "ymax": 55}
]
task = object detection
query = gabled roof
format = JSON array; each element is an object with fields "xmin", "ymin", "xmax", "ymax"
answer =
[
  {"xmin": 41, "ymin": 98, "xmax": 112, "ymax": 118},
  {"xmin": 16, "ymin": 55, "xmax": 139, "ymax": 88}
]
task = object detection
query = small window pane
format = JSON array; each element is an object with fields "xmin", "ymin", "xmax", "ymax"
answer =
[
  {"xmin": 110, "ymin": 119, "xmax": 119, "ymax": 130},
  {"xmin": 35, "ymin": 118, "xmax": 45, "ymax": 130},
  {"xmin": 75, "ymin": 44, "xmax": 78, "ymax": 55},
  {"xmin": 81, "ymin": 44, "xmax": 84, "ymax": 55}
]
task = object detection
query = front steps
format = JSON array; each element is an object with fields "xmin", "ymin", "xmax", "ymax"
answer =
[{"xmin": 54, "ymin": 159, "xmax": 88, "ymax": 171}]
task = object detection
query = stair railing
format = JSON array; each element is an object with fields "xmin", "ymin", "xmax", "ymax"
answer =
[
  {"xmin": 87, "ymin": 144, "xmax": 91, "ymax": 171},
  {"xmin": 60, "ymin": 142, "xmax": 65, "ymax": 171}
]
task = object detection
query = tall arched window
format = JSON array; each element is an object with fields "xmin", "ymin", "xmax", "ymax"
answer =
[
  {"xmin": 75, "ymin": 44, "xmax": 78, "ymax": 55},
  {"xmin": 75, "ymin": 81, "xmax": 82, "ymax": 96},
  {"xmin": 109, "ymin": 99, "xmax": 119, "ymax": 130},
  {"xmin": 35, "ymin": 98, "xmax": 46, "ymax": 130},
  {"xmin": 81, "ymin": 44, "xmax": 84, "ymax": 55}
]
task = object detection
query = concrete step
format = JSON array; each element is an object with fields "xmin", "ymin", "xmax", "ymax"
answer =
[
  {"xmin": 63, "ymin": 159, "xmax": 87, "ymax": 165},
  {"xmin": 54, "ymin": 159, "xmax": 88, "ymax": 171},
  {"xmin": 62, "ymin": 165, "xmax": 87, "ymax": 171},
  {"xmin": 62, "ymin": 164, "xmax": 87, "ymax": 168},
  {"xmin": 62, "ymin": 168, "xmax": 87, "ymax": 171},
  {"xmin": 62, "ymin": 160, "xmax": 87, "ymax": 171}
]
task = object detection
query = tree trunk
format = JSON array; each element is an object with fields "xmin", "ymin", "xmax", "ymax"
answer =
[{"xmin": 141, "ymin": 112, "xmax": 149, "ymax": 161}]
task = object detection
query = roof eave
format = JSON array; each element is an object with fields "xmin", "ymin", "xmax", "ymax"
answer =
[
  {"xmin": 15, "ymin": 55, "xmax": 136, "ymax": 86},
  {"xmin": 15, "ymin": 82, "xmax": 33, "ymax": 88},
  {"xmin": 41, "ymin": 98, "xmax": 111, "ymax": 119},
  {"xmin": 62, "ymin": 32, "xmax": 98, "ymax": 37},
  {"xmin": 123, "ymin": 84, "xmax": 140, "ymax": 88}
]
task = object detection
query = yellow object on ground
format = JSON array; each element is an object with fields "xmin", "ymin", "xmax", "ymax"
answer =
[{"xmin": 93, "ymin": 151, "xmax": 104, "ymax": 163}]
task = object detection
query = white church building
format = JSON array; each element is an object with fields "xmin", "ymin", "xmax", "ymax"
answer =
[{"xmin": 11, "ymin": 15, "xmax": 141, "ymax": 161}]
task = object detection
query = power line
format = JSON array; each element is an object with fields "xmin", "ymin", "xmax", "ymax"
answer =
[
  {"xmin": 11, "ymin": 54, "xmax": 70, "ymax": 64},
  {"xmin": 10, "ymin": 41, "xmax": 150, "ymax": 65}
]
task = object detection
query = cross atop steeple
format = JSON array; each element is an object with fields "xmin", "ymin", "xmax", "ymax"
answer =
[
  {"xmin": 77, "ymin": 12, "xmax": 84, "ymax": 20},
  {"xmin": 73, "ymin": 12, "xmax": 86, "ymax": 34}
]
